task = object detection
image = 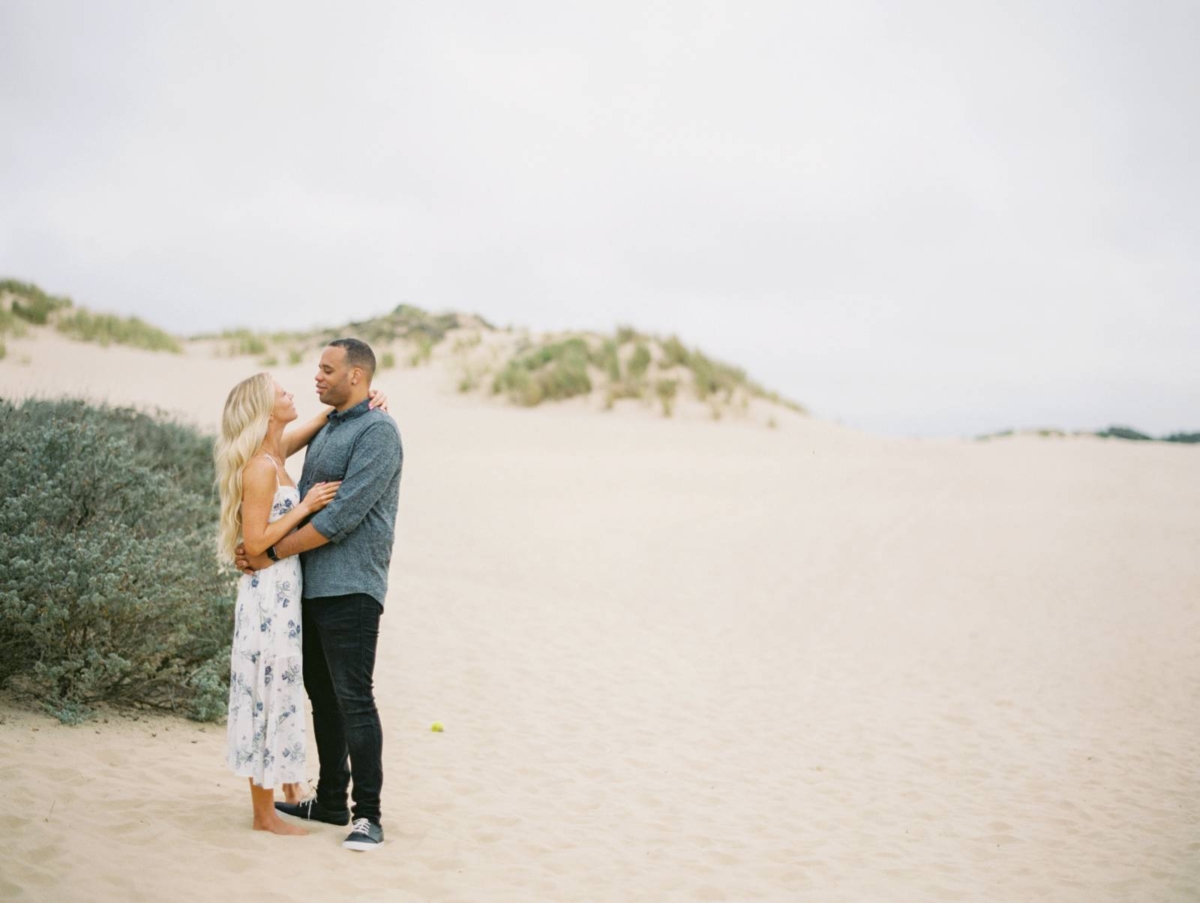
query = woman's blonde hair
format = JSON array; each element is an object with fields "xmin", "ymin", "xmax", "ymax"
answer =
[{"xmin": 214, "ymin": 372, "xmax": 274, "ymax": 563}]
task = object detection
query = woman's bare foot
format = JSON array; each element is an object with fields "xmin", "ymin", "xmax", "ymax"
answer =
[
  {"xmin": 253, "ymin": 815, "xmax": 308, "ymax": 836},
  {"xmin": 248, "ymin": 778, "xmax": 307, "ymax": 834},
  {"xmin": 281, "ymin": 782, "xmax": 306, "ymax": 804}
]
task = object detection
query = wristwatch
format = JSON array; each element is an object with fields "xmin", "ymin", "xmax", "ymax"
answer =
[{"xmin": 266, "ymin": 546, "xmax": 279, "ymax": 562}]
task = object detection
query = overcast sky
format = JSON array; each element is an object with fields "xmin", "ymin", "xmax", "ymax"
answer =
[{"xmin": 1, "ymin": 1, "xmax": 1196, "ymax": 437}]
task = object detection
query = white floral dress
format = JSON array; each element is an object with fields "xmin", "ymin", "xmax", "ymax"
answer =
[{"xmin": 226, "ymin": 482, "xmax": 306, "ymax": 788}]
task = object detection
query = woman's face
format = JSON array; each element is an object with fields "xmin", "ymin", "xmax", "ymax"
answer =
[{"xmin": 271, "ymin": 381, "xmax": 298, "ymax": 423}]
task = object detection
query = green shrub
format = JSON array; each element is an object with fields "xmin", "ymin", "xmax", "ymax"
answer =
[
  {"xmin": 0, "ymin": 308, "xmax": 30, "ymax": 337},
  {"xmin": 655, "ymin": 379, "xmax": 677, "ymax": 417},
  {"xmin": 380, "ymin": 351, "xmax": 396, "ymax": 369},
  {"xmin": 409, "ymin": 334, "xmax": 434, "ymax": 366},
  {"xmin": 688, "ymin": 350, "xmax": 744, "ymax": 401},
  {"xmin": 0, "ymin": 279, "xmax": 73, "ymax": 324},
  {"xmin": 615, "ymin": 324, "xmax": 642, "ymax": 345},
  {"xmin": 0, "ymin": 399, "xmax": 236, "ymax": 722},
  {"xmin": 287, "ymin": 348, "xmax": 304, "ymax": 366},
  {"xmin": 452, "ymin": 332, "xmax": 482, "ymax": 353},
  {"xmin": 493, "ymin": 338, "xmax": 592, "ymax": 406},
  {"xmin": 628, "ymin": 343, "xmax": 652, "ymax": 379},
  {"xmin": 589, "ymin": 339, "xmax": 621, "ymax": 382},
  {"xmin": 56, "ymin": 310, "xmax": 182, "ymax": 353},
  {"xmin": 0, "ymin": 341, "xmax": 5, "ymax": 361},
  {"xmin": 218, "ymin": 329, "xmax": 268, "ymax": 356},
  {"xmin": 660, "ymin": 335, "xmax": 689, "ymax": 368},
  {"xmin": 1096, "ymin": 425, "xmax": 1152, "ymax": 442}
]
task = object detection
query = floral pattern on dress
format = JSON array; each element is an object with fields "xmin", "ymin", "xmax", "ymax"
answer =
[{"xmin": 226, "ymin": 484, "xmax": 306, "ymax": 788}]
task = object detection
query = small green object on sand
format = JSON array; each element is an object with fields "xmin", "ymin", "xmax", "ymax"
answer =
[{"xmin": 431, "ymin": 722, "xmax": 444, "ymax": 732}]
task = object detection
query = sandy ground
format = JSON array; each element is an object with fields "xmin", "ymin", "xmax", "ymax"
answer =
[{"xmin": 1, "ymin": 330, "xmax": 1198, "ymax": 902}]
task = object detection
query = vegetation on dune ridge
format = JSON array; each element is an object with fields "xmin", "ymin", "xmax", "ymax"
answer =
[
  {"xmin": 195, "ymin": 303, "xmax": 495, "ymax": 366},
  {"xmin": 492, "ymin": 336, "xmax": 593, "ymax": 406},
  {"xmin": 485, "ymin": 324, "xmax": 807, "ymax": 419},
  {"xmin": 976, "ymin": 425, "xmax": 1200, "ymax": 444},
  {"xmin": 191, "ymin": 299, "xmax": 806, "ymax": 420},
  {"xmin": 0, "ymin": 398, "xmax": 236, "ymax": 723},
  {"xmin": 1, "ymin": 278, "xmax": 181, "ymax": 353},
  {"xmin": 3, "ymin": 276, "xmax": 806, "ymax": 420},
  {"xmin": 56, "ymin": 309, "xmax": 182, "ymax": 353},
  {"xmin": 0, "ymin": 278, "xmax": 74, "ymax": 325}
]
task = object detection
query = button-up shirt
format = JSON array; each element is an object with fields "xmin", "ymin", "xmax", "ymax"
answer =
[{"xmin": 298, "ymin": 399, "xmax": 403, "ymax": 606}]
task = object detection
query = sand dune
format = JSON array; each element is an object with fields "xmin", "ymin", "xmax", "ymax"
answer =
[{"xmin": 1, "ymin": 330, "xmax": 1198, "ymax": 902}]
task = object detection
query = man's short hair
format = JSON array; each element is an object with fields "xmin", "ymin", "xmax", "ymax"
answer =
[{"xmin": 328, "ymin": 338, "xmax": 376, "ymax": 380}]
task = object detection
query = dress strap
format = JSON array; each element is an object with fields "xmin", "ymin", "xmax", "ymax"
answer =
[{"xmin": 261, "ymin": 454, "xmax": 284, "ymax": 488}]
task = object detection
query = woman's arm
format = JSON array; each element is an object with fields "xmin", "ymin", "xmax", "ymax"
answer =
[
  {"xmin": 283, "ymin": 409, "xmax": 333, "ymax": 459},
  {"xmin": 240, "ymin": 457, "xmax": 340, "ymax": 556},
  {"xmin": 281, "ymin": 388, "xmax": 390, "ymax": 459}
]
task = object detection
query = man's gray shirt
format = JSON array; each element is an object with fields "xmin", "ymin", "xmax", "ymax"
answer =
[{"xmin": 298, "ymin": 399, "xmax": 402, "ymax": 607}]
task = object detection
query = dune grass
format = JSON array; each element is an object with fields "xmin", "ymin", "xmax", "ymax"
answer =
[
  {"xmin": 0, "ymin": 278, "xmax": 74, "ymax": 325},
  {"xmin": 490, "ymin": 327, "xmax": 806, "ymax": 416},
  {"xmin": 2, "ymin": 279, "xmax": 182, "ymax": 354},
  {"xmin": 56, "ymin": 309, "xmax": 182, "ymax": 353},
  {"xmin": 493, "ymin": 337, "xmax": 593, "ymax": 406}
]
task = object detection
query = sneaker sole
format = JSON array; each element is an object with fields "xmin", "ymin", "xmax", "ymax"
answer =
[
  {"xmin": 342, "ymin": 840, "xmax": 383, "ymax": 852},
  {"xmin": 275, "ymin": 806, "xmax": 350, "ymax": 826}
]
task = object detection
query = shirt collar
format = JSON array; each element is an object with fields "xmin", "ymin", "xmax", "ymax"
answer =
[{"xmin": 327, "ymin": 398, "xmax": 372, "ymax": 424}]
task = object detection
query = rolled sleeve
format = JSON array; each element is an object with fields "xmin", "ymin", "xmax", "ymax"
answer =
[{"xmin": 308, "ymin": 421, "xmax": 402, "ymax": 543}]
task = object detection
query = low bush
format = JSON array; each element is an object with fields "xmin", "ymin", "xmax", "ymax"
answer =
[
  {"xmin": 493, "ymin": 338, "xmax": 592, "ymax": 406},
  {"xmin": 217, "ymin": 329, "xmax": 268, "ymax": 356},
  {"xmin": 660, "ymin": 335, "xmax": 689, "ymax": 368},
  {"xmin": 589, "ymin": 339, "xmax": 621, "ymax": 382},
  {"xmin": 409, "ymin": 334, "xmax": 434, "ymax": 366},
  {"xmin": 615, "ymin": 324, "xmax": 643, "ymax": 344},
  {"xmin": 628, "ymin": 343, "xmax": 652, "ymax": 379},
  {"xmin": 655, "ymin": 379, "xmax": 678, "ymax": 417},
  {"xmin": 1096, "ymin": 425, "xmax": 1152, "ymax": 442},
  {"xmin": 0, "ymin": 399, "xmax": 236, "ymax": 722},
  {"xmin": 0, "ymin": 308, "xmax": 30, "ymax": 337},
  {"xmin": 0, "ymin": 279, "xmax": 74, "ymax": 324},
  {"xmin": 689, "ymin": 351, "xmax": 745, "ymax": 401}
]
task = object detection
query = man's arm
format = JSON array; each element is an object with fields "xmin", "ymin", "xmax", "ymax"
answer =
[
  {"xmin": 236, "ymin": 522, "xmax": 330, "ymax": 573},
  {"xmin": 282, "ymin": 390, "xmax": 390, "ymax": 458}
]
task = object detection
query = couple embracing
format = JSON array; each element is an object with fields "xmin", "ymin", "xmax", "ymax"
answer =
[{"xmin": 214, "ymin": 338, "xmax": 402, "ymax": 851}]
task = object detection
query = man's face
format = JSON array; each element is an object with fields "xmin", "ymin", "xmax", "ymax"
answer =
[{"xmin": 315, "ymin": 346, "xmax": 356, "ymax": 407}]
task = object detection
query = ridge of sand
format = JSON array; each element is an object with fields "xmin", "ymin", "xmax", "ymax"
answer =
[{"xmin": 1, "ymin": 332, "xmax": 1198, "ymax": 902}]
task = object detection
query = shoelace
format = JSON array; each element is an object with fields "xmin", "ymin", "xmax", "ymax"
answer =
[{"xmin": 349, "ymin": 818, "xmax": 373, "ymax": 835}]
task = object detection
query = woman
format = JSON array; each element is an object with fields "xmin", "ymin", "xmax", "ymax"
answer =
[{"xmin": 214, "ymin": 372, "xmax": 385, "ymax": 834}]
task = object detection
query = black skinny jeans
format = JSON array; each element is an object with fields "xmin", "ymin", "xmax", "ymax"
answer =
[{"xmin": 302, "ymin": 592, "xmax": 384, "ymax": 823}]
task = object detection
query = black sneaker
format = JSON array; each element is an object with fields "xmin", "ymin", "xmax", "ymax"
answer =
[
  {"xmin": 342, "ymin": 817, "xmax": 384, "ymax": 851},
  {"xmin": 275, "ymin": 797, "xmax": 351, "ymax": 826}
]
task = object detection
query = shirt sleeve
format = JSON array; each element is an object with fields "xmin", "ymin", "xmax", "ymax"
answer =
[{"xmin": 309, "ymin": 420, "xmax": 402, "ymax": 543}]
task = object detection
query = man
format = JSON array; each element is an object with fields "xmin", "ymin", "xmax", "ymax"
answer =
[{"xmin": 236, "ymin": 338, "xmax": 402, "ymax": 851}]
